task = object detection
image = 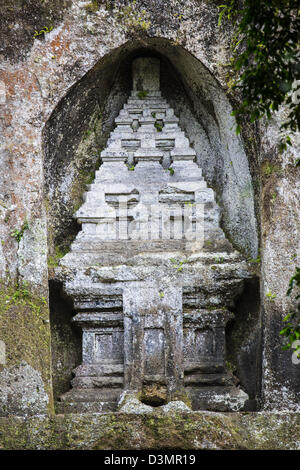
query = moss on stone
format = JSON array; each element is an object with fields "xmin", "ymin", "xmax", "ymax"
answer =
[
  {"xmin": 1, "ymin": 411, "xmax": 299, "ymax": 450},
  {"xmin": 0, "ymin": 281, "xmax": 53, "ymax": 414},
  {"xmin": 140, "ymin": 384, "xmax": 167, "ymax": 407},
  {"xmin": 48, "ymin": 246, "xmax": 70, "ymax": 268},
  {"xmin": 46, "ymin": 105, "xmax": 104, "ymax": 260},
  {"xmin": 261, "ymin": 161, "xmax": 283, "ymax": 178},
  {"xmin": 83, "ymin": 1, "xmax": 100, "ymax": 14}
]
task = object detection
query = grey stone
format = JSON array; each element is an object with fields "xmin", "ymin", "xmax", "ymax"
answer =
[
  {"xmin": 160, "ymin": 400, "xmax": 191, "ymax": 413},
  {"xmin": 132, "ymin": 57, "xmax": 161, "ymax": 92},
  {"xmin": 118, "ymin": 392, "xmax": 153, "ymax": 414},
  {"xmin": 0, "ymin": 362, "xmax": 49, "ymax": 417}
]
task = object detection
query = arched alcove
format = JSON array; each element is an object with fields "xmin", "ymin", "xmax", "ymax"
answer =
[
  {"xmin": 43, "ymin": 39, "xmax": 260, "ymax": 406},
  {"xmin": 43, "ymin": 38, "xmax": 258, "ymax": 260}
]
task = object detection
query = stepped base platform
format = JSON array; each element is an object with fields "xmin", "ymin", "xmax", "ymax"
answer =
[
  {"xmin": 1, "ymin": 412, "xmax": 299, "ymax": 449},
  {"xmin": 56, "ymin": 384, "xmax": 249, "ymax": 414}
]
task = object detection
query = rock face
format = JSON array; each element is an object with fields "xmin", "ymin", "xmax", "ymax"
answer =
[
  {"xmin": 1, "ymin": 411, "xmax": 300, "ymax": 450},
  {"xmin": 0, "ymin": 362, "xmax": 49, "ymax": 417},
  {"xmin": 57, "ymin": 58, "xmax": 253, "ymax": 413},
  {"xmin": 0, "ymin": 0, "xmax": 299, "ymax": 450}
]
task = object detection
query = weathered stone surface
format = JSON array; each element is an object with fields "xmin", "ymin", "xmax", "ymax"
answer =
[
  {"xmin": 1, "ymin": 411, "xmax": 300, "ymax": 450},
  {"xmin": 160, "ymin": 401, "xmax": 191, "ymax": 414},
  {"xmin": 0, "ymin": 283, "xmax": 53, "ymax": 413},
  {"xmin": 0, "ymin": 0, "xmax": 257, "ymax": 286},
  {"xmin": 0, "ymin": 0, "xmax": 298, "ymax": 443},
  {"xmin": 118, "ymin": 392, "xmax": 153, "ymax": 414},
  {"xmin": 0, "ymin": 361, "xmax": 49, "ymax": 417},
  {"xmin": 259, "ymin": 112, "xmax": 300, "ymax": 411}
]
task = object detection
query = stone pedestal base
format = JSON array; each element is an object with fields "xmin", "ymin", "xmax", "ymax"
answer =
[
  {"xmin": 186, "ymin": 386, "xmax": 249, "ymax": 412},
  {"xmin": 57, "ymin": 388, "xmax": 122, "ymax": 413},
  {"xmin": 57, "ymin": 385, "xmax": 249, "ymax": 414}
]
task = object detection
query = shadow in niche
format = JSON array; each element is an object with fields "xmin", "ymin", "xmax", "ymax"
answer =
[
  {"xmin": 226, "ymin": 277, "xmax": 262, "ymax": 411},
  {"xmin": 49, "ymin": 280, "xmax": 82, "ymax": 406},
  {"xmin": 140, "ymin": 397, "xmax": 167, "ymax": 407}
]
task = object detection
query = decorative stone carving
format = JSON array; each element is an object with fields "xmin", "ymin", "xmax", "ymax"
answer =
[{"xmin": 57, "ymin": 57, "xmax": 253, "ymax": 413}]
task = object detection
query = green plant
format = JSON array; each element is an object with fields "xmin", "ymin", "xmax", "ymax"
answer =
[
  {"xmin": 10, "ymin": 221, "xmax": 29, "ymax": 243},
  {"xmin": 184, "ymin": 202, "xmax": 195, "ymax": 207},
  {"xmin": 83, "ymin": 129, "xmax": 93, "ymax": 140},
  {"xmin": 154, "ymin": 121, "xmax": 163, "ymax": 132},
  {"xmin": 218, "ymin": 0, "xmax": 300, "ymax": 155},
  {"xmin": 84, "ymin": 0, "xmax": 99, "ymax": 13},
  {"xmin": 48, "ymin": 246, "xmax": 70, "ymax": 268},
  {"xmin": 174, "ymin": 12, "xmax": 183, "ymax": 21},
  {"xmin": 226, "ymin": 360, "xmax": 236, "ymax": 373},
  {"xmin": 85, "ymin": 170, "xmax": 96, "ymax": 185},
  {"xmin": 263, "ymin": 164, "xmax": 273, "ymax": 177},
  {"xmin": 159, "ymin": 291, "xmax": 164, "ymax": 299},
  {"xmin": 33, "ymin": 26, "xmax": 53, "ymax": 39},
  {"xmin": 12, "ymin": 281, "xmax": 30, "ymax": 300},
  {"xmin": 280, "ymin": 267, "xmax": 300, "ymax": 351},
  {"xmin": 170, "ymin": 258, "xmax": 187, "ymax": 272},
  {"xmin": 271, "ymin": 192, "xmax": 277, "ymax": 201},
  {"xmin": 248, "ymin": 256, "xmax": 261, "ymax": 264},
  {"xmin": 137, "ymin": 90, "xmax": 148, "ymax": 100},
  {"xmin": 117, "ymin": 1, "xmax": 151, "ymax": 34},
  {"xmin": 214, "ymin": 256, "xmax": 225, "ymax": 264},
  {"xmin": 266, "ymin": 290, "xmax": 277, "ymax": 301},
  {"xmin": 167, "ymin": 168, "xmax": 174, "ymax": 176},
  {"xmin": 262, "ymin": 162, "xmax": 279, "ymax": 177}
]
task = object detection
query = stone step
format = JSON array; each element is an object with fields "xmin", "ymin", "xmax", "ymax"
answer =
[
  {"xmin": 130, "ymin": 90, "xmax": 162, "ymax": 98},
  {"xmin": 100, "ymin": 149, "xmax": 128, "ymax": 158},
  {"xmin": 73, "ymin": 312, "xmax": 123, "ymax": 326},
  {"xmin": 133, "ymin": 148, "xmax": 164, "ymax": 162},
  {"xmin": 185, "ymin": 386, "xmax": 248, "ymax": 412},
  {"xmin": 125, "ymin": 102, "xmax": 168, "ymax": 108},
  {"xmin": 72, "ymin": 376, "xmax": 124, "ymax": 389},
  {"xmin": 184, "ymin": 373, "xmax": 230, "ymax": 386},
  {"xmin": 59, "ymin": 387, "xmax": 122, "ymax": 403},
  {"xmin": 127, "ymin": 96, "xmax": 167, "ymax": 103},
  {"xmin": 67, "ymin": 239, "xmax": 187, "ymax": 254},
  {"xmin": 127, "ymin": 105, "xmax": 170, "ymax": 112},
  {"xmin": 74, "ymin": 363, "xmax": 124, "ymax": 377},
  {"xmin": 56, "ymin": 397, "xmax": 118, "ymax": 414},
  {"xmin": 108, "ymin": 124, "xmax": 185, "ymax": 141},
  {"xmin": 124, "ymin": 103, "xmax": 169, "ymax": 111},
  {"xmin": 171, "ymin": 147, "xmax": 196, "ymax": 159}
]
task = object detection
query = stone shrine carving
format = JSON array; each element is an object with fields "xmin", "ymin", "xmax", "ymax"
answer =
[{"xmin": 58, "ymin": 57, "xmax": 252, "ymax": 413}]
